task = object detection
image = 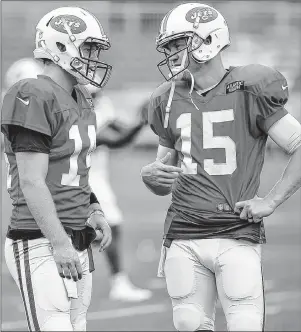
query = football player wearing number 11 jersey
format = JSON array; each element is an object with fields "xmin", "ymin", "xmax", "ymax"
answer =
[
  {"xmin": 1, "ymin": 7, "xmax": 112, "ymax": 331},
  {"xmin": 141, "ymin": 2, "xmax": 301, "ymax": 331}
]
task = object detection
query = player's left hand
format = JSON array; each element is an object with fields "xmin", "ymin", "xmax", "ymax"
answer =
[
  {"xmin": 87, "ymin": 211, "xmax": 112, "ymax": 252},
  {"xmin": 234, "ymin": 196, "xmax": 276, "ymax": 223}
]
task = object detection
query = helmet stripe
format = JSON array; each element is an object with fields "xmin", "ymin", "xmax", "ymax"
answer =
[{"xmin": 161, "ymin": 8, "xmax": 173, "ymax": 33}]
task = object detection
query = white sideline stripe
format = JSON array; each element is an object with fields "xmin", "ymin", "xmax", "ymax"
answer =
[{"xmin": 1, "ymin": 303, "xmax": 168, "ymax": 331}]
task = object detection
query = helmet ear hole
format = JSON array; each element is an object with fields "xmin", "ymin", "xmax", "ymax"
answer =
[
  {"xmin": 204, "ymin": 35, "xmax": 212, "ymax": 45},
  {"xmin": 56, "ymin": 42, "xmax": 66, "ymax": 52}
]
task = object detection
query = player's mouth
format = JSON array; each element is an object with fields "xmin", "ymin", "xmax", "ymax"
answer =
[
  {"xmin": 171, "ymin": 63, "xmax": 181, "ymax": 67},
  {"xmin": 170, "ymin": 64, "xmax": 183, "ymax": 73}
]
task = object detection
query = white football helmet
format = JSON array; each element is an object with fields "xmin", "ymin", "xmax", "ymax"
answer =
[
  {"xmin": 4, "ymin": 58, "xmax": 43, "ymax": 90},
  {"xmin": 34, "ymin": 7, "xmax": 112, "ymax": 88},
  {"xmin": 156, "ymin": 3, "xmax": 230, "ymax": 80}
]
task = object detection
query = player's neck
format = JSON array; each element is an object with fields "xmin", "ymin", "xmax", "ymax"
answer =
[
  {"xmin": 43, "ymin": 64, "xmax": 77, "ymax": 94},
  {"xmin": 193, "ymin": 56, "xmax": 227, "ymax": 92}
]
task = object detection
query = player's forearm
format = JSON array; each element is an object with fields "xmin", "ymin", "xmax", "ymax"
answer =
[
  {"xmin": 20, "ymin": 179, "xmax": 71, "ymax": 247},
  {"xmin": 265, "ymin": 146, "xmax": 301, "ymax": 209},
  {"xmin": 106, "ymin": 124, "xmax": 144, "ymax": 149},
  {"xmin": 141, "ymin": 152, "xmax": 181, "ymax": 196},
  {"xmin": 96, "ymin": 123, "xmax": 143, "ymax": 148}
]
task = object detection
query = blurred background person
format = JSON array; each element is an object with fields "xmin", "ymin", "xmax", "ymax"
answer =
[
  {"xmin": 2, "ymin": 57, "xmax": 43, "ymax": 100},
  {"xmin": 1, "ymin": 58, "xmax": 44, "ymax": 163},
  {"xmin": 88, "ymin": 84, "xmax": 152, "ymax": 302}
]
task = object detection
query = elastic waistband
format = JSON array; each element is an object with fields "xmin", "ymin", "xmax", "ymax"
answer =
[{"xmin": 6, "ymin": 226, "xmax": 84, "ymax": 241}]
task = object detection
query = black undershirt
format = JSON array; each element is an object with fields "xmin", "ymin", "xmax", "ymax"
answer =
[{"xmin": 7, "ymin": 125, "xmax": 52, "ymax": 153}]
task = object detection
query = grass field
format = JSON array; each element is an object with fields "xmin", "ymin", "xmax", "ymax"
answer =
[{"xmin": 1, "ymin": 147, "xmax": 301, "ymax": 331}]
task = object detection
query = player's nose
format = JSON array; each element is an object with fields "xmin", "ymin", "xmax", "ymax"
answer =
[
  {"xmin": 169, "ymin": 53, "xmax": 180, "ymax": 67},
  {"xmin": 169, "ymin": 51, "xmax": 179, "ymax": 61}
]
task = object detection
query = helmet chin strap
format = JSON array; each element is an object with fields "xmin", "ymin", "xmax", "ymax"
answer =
[
  {"xmin": 164, "ymin": 49, "xmax": 203, "ymax": 127},
  {"xmin": 164, "ymin": 49, "xmax": 188, "ymax": 128},
  {"xmin": 186, "ymin": 70, "xmax": 199, "ymax": 111}
]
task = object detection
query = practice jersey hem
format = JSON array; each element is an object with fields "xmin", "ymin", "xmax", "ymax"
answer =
[{"xmin": 164, "ymin": 233, "xmax": 266, "ymax": 244}]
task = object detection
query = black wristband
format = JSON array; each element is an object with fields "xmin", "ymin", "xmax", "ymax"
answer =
[{"xmin": 90, "ymin": 192, "xmax": 99, "ymax": 204}]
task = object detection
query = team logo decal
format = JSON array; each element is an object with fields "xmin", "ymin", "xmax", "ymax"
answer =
[
  {"xmin": 226, "ymin": 81, "xmax": 245, "ymax": 94},
  {"xmin": 217, "ymin": 203, "xmax": 232, "ymax": 213},
  {"xmin": 50, "ymin": 15, "xmax": 87, "ymax": 34},
  {"xmin": 185, "ymin": 7, "xmax": 218, "ymax": 24}
]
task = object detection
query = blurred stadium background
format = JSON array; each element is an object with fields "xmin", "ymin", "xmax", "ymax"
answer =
[{"xmin": 1, "ymin": 1, "xmax": 301, "ymax": 331}]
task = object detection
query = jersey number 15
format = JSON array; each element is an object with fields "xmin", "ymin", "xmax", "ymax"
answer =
[{"xmin": 177, "ymin": 109, "xmax": 237, "ymax": 175}]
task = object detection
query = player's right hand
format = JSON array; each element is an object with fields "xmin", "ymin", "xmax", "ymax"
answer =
[
  {"xmin": 52, "ymin": 244, "xmax": 83, "ymax": 282},
  {"xmin": 141, "ymin": 152, "xmax": 183, "ymax": 188}
]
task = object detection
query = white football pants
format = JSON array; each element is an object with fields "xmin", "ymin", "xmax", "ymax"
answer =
[
  {"xmin": 5, "ymin": 237, "xmax": 93, "ymax": 331},
  {"xmin": 158, "ymin": 238, "xmax": 265, "ymax": 331}
]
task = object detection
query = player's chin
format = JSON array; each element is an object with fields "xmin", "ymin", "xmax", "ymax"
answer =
[
  {"xmin": 169, "ymin": 66, "xmax": 184, "ymax": 80},
  {"xmin": 171, "ymin": 69, "xmax": 192, "ymax": 83}
]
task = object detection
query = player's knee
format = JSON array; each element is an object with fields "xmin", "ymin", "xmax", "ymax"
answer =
[
  {"xmin": 173, "ymin": 304, "xmax": 203, "ymax": 331},
  {"xmin": 227, "ymin": 310, "xmax": 263, "ymax": 331}
]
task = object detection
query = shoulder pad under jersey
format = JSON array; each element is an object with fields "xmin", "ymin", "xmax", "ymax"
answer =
[
  {"xmin": 1, "ymin": 77, "xmax": 55, "ymax": 137},
  {"xmin": 230, "ymin": 64, "xmax": 287, "ymax": 95}
]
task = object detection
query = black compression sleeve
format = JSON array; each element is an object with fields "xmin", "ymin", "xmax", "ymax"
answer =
[
  {"xmin": 90, "ymin": 192, "xmax": 99, "ymax": 204},
  {"xmin": 7, "ymin": 125, "xmax": 51, "ymax": 153}
]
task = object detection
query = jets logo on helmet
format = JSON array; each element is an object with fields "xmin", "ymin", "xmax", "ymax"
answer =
[
  {"xmin": 185, "ymin": 7, "xmax": 218, "ymax": 24},
  {"xmin": 34, "ymin": 7, "xmax": 112, "ymax": 88},
  {"xmin": 156, "ymin": 3, "xmax": 230, "ymax": 81},
  {"xmin": 50, "ymin": 15, "xmax": 87, "ymax": 34}
]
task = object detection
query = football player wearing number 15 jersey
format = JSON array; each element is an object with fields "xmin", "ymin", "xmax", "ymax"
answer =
[
  {"xmin": 1, "ymin": 7, "xmax": 112, "ymax": 331},
  {"xmin": 141, "ymin": 3, "xmax": 301, "ymax": 332}
]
